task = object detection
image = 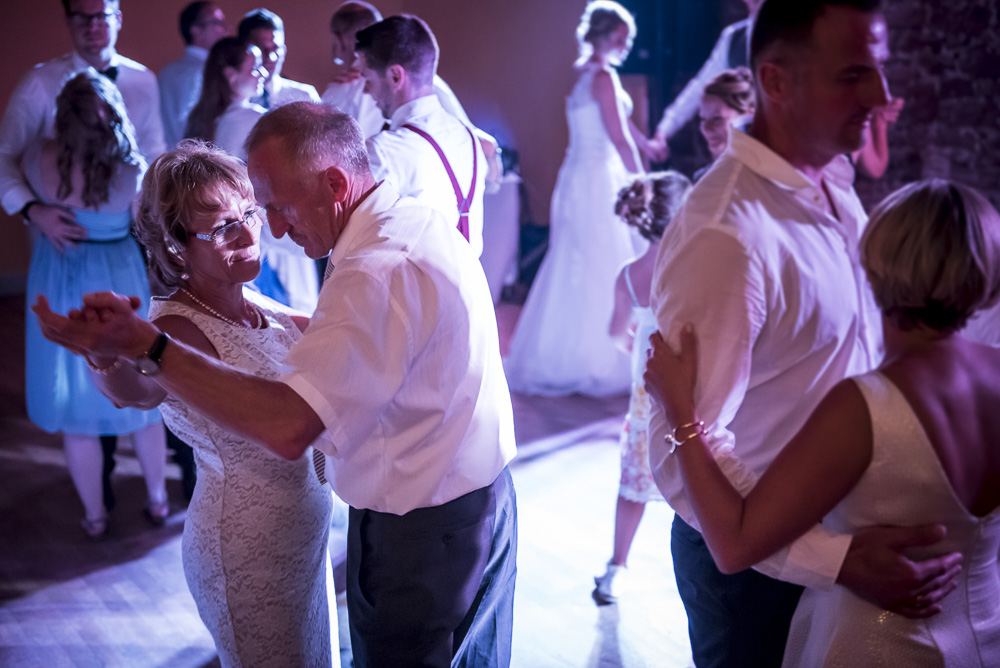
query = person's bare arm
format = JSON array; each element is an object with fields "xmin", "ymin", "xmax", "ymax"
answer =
[
  {"xmin": 79, "ymin": 305, "xmax": 222, "ymax": 411},
  {"xmin": 593, "ymin": 70, "xmax": 642, "ymax": 174},
  {"xmin": 33, "ymin": 292, "xmax": 323, "ymax": 460},
  {"xmin": 852, "ymin": 98, "xmax": 905, "ymax": 179},
  {"xmin": 645, "ymin": 325, "xmax": 962, "ymax": 617}
]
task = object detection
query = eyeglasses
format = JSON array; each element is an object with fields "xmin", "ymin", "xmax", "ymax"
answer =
[
  {"xmin": 193, "ymin": 208, "xmax": 263, "ymax": 245},
  {"xmin": 69, "ymin": 10, "xmax": 117, "ymax": 27}
]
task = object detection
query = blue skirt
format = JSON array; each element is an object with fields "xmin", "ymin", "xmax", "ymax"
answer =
[{"xmin": 25, "ymin": 209, "xmax": 161, "ymax": 435}]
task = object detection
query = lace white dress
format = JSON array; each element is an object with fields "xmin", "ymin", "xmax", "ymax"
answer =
[
  {"xmin": 149, "ymin": 289, "xmax": 336, "ymax": 668},
  {"xmin": 782, "ymin": 371, "xmax": 1000, "ymax": 667},
  {"xmin": 504, "ymin": 63, "xmax": 643, "ymax": 396}
]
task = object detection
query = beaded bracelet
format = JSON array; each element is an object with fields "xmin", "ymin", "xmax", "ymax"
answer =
[
  {"xmin": 86, "ymin": 356, "xmax": 124, "ymax": 376},
  {"xmin": 665, "ymin": 420, "xmax": 706, "ymax": 454}
]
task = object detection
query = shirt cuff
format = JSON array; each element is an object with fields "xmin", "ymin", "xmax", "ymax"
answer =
[
  {"xmin": 280, "ymin": 375, "xmax": 347, "ymax": 457},
  {"xmin": 753, "ymin": 524, "xmax": 852, "ymax": 591}
]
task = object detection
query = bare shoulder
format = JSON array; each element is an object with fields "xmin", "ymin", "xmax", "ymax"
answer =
[{"xmin": 153, "ymin": 313, "xmax": 219, "ymax": 360}]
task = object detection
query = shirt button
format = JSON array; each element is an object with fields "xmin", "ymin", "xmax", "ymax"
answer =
[{"xmin": 442, "ymin": 533, "xmax": 454, "ymax": 544}]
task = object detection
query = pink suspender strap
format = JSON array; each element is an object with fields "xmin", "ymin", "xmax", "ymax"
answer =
[{"xmin": 401, "ymin": 123, "xmax": 477, "ymax": 242}]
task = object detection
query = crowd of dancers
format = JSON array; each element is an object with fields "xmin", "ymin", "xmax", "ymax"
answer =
[{"xmin": 3, "ymin": 0, "xmax": 999, "ymax": 666}]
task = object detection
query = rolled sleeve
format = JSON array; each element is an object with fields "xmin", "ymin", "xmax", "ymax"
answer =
[{"xmin": 280, "ymin": 268, "xmax": 411, "ymax": 459}]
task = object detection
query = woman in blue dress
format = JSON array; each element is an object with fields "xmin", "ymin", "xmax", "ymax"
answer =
[{"xmin": 24, "ymin": 70, "xmax": 166, "ymax": 539}]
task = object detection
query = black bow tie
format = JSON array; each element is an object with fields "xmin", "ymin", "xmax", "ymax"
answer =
[{"xmin": 99, "ymin": 66, "xmax": 118, "ymax": 82}]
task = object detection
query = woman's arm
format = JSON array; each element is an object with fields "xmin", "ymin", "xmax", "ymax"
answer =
[
  {"xmin": 644, "ymin": 326, "xmax": 873, "ymax": 574},
  {"xmin": 80, "ymin": 305, "xmax": 219, "ymax": 411},
  {"xmin": 593, "ymin": 70, "xmax": 642, "ymax": 174},
  {"xmin": 852, "ymin": 97, "xmax": 905, "ymax": 179},
  {"xmin": 628, "ymin": 119, "xmax": 656, "ymax": 164}
]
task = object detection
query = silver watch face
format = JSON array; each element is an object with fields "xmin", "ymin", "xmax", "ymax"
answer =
[{"xmin": 135, "ymin": 356, "xmax": 160, "ymax": 376}]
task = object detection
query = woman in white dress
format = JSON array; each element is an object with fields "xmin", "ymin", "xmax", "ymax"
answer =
[
  {"xmin": 49, "ymin": 141, "xmax": 338, "ymax": 667},
  {"xmin": 187, "ymin": 36, "xmax": 319, "ymax": 314},
  {"xmin": 645, "ymin": 179, "xmax": 1000, "ymax": 666},
  {"xmin": 504, "ymin": 1, "xmax": 656, "ymax": 396}
]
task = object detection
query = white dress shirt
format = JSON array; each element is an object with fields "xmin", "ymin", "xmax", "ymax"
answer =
[
  {"xmin": 650, "ymin": 128, "xmax": 884, "ymax": 590},
  {"xmin": 158, "ymin": 45, "xmax": 208, "ymax": 148},
  {"xmin": 0, "ymin": 51, "xmax": 166, "ymax": 215},
  {"xmin": 656, "ymin": 18, "xmax": 752, "ymax": 139},
  {"xmin": 255, "ymin": 74, "xmax": 320, "ymax": 110},
  {"xmin": 322, "ymin": 74, "xmax": 480, "ymax": 141},
  {"xmin": 321, "ymin": 78, "xmax": 384, "ymax": 139},
  {"xmin": 281, "ymin": 182, "xmax": 516, "ymax": 515},
  {"xmin": 213, "ymin": 100, "xmax": 265, "ymax": 159},
  {"xmin": 367, "ymin": 94, "xmax": 487, "ymax": 257}
]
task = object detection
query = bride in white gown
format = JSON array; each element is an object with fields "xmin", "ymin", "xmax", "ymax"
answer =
[
  {"xmin": 645, "ymin": 179, "xmax": 1000, "ymax": 667},
  {"xmin": 504, "ymin": 1, "xmax": 654, "ymax": 397}
]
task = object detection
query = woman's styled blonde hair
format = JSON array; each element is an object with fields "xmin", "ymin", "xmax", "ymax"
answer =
[
  {"xmin": 134, "ymin": 139, "xmax": 255, "ymax": 288},
  {"xmin": 575, "ymin": 1, "xmax": 635, "ymax": 64},
  {"xmin": 862, "ymin": 179, "xmax": 1000, "ymax": 332},
  {"xmin": 614, "ymin": 171, "xmax": 691, "ymax": 241}
]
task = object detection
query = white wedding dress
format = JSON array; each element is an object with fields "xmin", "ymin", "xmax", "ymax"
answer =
[
  {"xmin": 504, "ymin": 63, "xmax": 643, "ymax": 396},
  {"xmin": 782, "ymin": 371, "xmax": 1000, "ymax": 667},
  {"xmin": 149, "ymin": 289, "xmax": 337, "ymax": 667}
]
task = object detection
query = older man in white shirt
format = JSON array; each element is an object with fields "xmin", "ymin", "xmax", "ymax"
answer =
[
  {"xmin": 34, "ymin": 103, "xmax": 518, "ymax": 668},
  {"xmin": 649, "ymin": 1, "xmax": 963, "ymax": 665},
  {"xmin": 0, "ymin": 0, "xmax": 165, "ymax": 227},
  {"xmin": 158, "ymin": 1, "xmax": 228, "ymax": 148},
  {"xmin": 356, "ymin": 15, "xmax": 488, "ymax": 258}
]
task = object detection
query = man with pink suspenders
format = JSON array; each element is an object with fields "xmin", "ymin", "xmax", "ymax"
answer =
[{"xmin": 356, "ymin": 15, "xmax": 488, "ymax": 257}]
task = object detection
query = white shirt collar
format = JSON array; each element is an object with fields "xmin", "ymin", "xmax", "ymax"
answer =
[
  {"xmin": 328, "ymin": 181, "xmax": 401, "ymax": 268},
  {"xmin": 388, "ymin": 93, "xmax": 444, "ymax": 131},
  {"xmin": 185, "ymin": 45, "xmax": 209, "ymax": 61},
  {"xmin": 72, "ymin": 49, "xmax": 120, "ymax": 71},
  {"xmin": 729, "ymin": 128, "xmax": 857, "ymax": 194}
]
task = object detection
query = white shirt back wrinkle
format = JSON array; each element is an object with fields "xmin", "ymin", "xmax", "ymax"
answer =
[{"xmin": 282, "ymin": 182, "xmax": 514, "ymax": 515}]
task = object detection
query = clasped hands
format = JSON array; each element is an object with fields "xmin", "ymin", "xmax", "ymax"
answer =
[{"xmin": 32, "ymin": 291, "xmax": 159, "ymax": 367}]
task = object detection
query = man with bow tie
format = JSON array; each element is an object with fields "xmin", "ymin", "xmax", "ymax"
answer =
[{"xmin": 0, "ymin": 0, "xmax": 165, "ymax": 230}]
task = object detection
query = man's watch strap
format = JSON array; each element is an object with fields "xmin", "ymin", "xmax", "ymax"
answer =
[{"xmin": 135, "ymin": 332, "xmax": 170, "ymax": 377}]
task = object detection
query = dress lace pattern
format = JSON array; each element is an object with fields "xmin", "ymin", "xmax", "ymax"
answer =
[{"xmin": 149, "ymin": 289, "xmax": 335, "ymax": 667}]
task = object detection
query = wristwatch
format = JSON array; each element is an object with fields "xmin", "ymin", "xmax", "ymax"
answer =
[{"xmin": 135, "ymin": 332, "xmax": 169, "ymax": 377}]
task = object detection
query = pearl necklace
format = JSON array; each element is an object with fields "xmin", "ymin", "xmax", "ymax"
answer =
[{"xmin": 180, "ymin": 288, "xmax": 261, "ymax": 329}]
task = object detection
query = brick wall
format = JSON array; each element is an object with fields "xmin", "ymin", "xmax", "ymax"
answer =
[{"xmin": 855, "ymin": 0, "xmax": 1000, "ymax": 209}]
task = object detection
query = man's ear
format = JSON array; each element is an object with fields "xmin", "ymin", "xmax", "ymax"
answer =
[
  {"xmin": 324, "ymin": 165, "xmax": 350, "ymax": 203},
  {"xmin": 387, "ymin": 63, "xmax": 406, "ymax": 90},
  {"xmin": 757, "ymin": 61, "xmax": 792, "ymax": 106}
]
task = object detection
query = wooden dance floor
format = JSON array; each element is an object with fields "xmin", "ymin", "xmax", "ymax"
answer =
[{"xmin": 0, "ymin": 295, "xmax": 693, "ymax": 667}]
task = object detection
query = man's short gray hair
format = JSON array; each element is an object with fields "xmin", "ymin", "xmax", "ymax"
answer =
[{"xmin": 244, "ymin": 102, "xmax": 370, "ymax": 176}]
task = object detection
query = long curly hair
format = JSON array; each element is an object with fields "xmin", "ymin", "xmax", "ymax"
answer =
[
  {"xmin": 615, "ymin": 171, "xmax": 692, "ymax": 241},
  {"xmin": 185, "ymin": 37, "xmax": 254, "ymax": 142},
  {"xmin": 54, "ymin": 70, "xmax": 143, "ymax": 209}
]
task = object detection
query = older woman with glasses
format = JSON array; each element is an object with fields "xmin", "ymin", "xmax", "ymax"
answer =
[{"xmin": 38, "ymin": 140, "xmax": 338, "ymax": 666}]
